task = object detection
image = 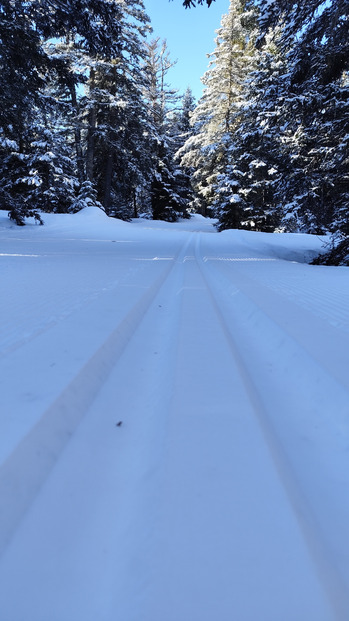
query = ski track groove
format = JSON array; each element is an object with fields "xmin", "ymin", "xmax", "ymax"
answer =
[
  {"xmin": 0, "ymin": 234, "xmax": 194, "ymax": 557},
  {"xmin": 73, "ymin": 243, "xmax": 189, "ymax": 621},
  {"xmin": 227, "ymin": 264, "xmax": 349, "ymax": 333},
  {"xmin": 194, "ymin": 233, "xmax": 349, "ymax": 620},
  {"xmin": 9, "ymin": 232, "xmax": 333, "ymax": 621},
  {"xmin": 0, "ymin": 261, "xmax": 148, "ymax": 357},
  {"xmin": 202, "ymin": 251, "xmax": 349, "ymax": 392},
  {"xmin": 1, "ymin": 223, "xmax": 347, "ymax": 620},
  {"xmin": 204, "ymin": 230, "xmax": 349, "ymax": 332}
]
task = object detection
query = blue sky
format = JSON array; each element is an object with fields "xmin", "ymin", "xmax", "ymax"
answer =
[{"xmin": 143, "ymin": 0, "xmax": 230, "ymax": 101}]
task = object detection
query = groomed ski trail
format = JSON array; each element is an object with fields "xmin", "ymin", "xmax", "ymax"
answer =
[{"xmin": 0, "ymin": 214, "xmax": 348, "ymax": 620}]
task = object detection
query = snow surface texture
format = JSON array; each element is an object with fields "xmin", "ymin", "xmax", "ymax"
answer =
[{"xmin": 0, "ymin": 208, "xmax": 349, "ymax": 621}]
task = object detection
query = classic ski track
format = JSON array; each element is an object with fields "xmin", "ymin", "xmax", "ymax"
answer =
[
  {"xmin": 0, "ymin": 259, "xmax": 147, "ymax": 357},
  {"xmin": 203, "ymin": 229, "xmax": 348, "ymax": 331},
  {"xmin": 0, "ymin": 287, "xmax": 111, "ymax": 357},
  {"xmin": 218, "ymin": 261, "xmax": 349, "ymax": 333},
  {"xmin": 1, "ymin": 231, "xmax": 335, "ymax": 621},
  {"xmin": 202, "ymin": 249, "xmax": 349, "ymax": 392},
  {"xmin": 1, "ymin": 226, "xmax": 347, "ymax": 620},
  {"xmin": 194, "ymin": 233, "xmax": 349, "ymax": 620},
  {"xmin": 0, "ymin": 234, "xmax": 194, "ymax": 557}
]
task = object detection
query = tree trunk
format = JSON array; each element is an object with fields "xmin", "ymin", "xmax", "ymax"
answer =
[
  {"xmin": 103, "ymin": 152, "xmax": 113, "ymax": 213},
  {"xmin": 69, "ymin": 84, "xmax": 85, "ymax": 184},
  {"xmin": 133, "ymin": 187, "xmax": 138, "ymax": 218},
  {"xmin": 86, "ymin": 69, "xmax": 97, "ymax": 183}
]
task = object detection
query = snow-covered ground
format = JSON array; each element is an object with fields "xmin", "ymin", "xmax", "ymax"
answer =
[{"xmin": 0, "ymin": 207, "xmax": 349, "ymax": 621}]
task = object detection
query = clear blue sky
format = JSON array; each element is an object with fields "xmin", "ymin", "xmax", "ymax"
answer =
[{"xmin": 143, "ymin": 0, "xmax": 230, "ymax": 101}]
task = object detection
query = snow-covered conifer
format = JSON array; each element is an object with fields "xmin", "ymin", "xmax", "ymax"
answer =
[
  {"xmin": 179, "ymin": 0, "xmax": 257, "ymax": 219},
  {"xmin": 143, "ymin": 39, "xmax": 189, "ymax": 221},
  {"xmin": 216, "ymin": 27, "xmax": 289, "ymax": 231}
]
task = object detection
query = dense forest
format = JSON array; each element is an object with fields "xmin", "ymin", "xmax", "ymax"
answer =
[{"xmin": 0, "ymin": 0, "xmax": 348, "ymax": 260}]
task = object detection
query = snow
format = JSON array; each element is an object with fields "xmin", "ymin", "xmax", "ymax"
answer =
[{"xmin": 0, "ymin": 207, "xmax": 349, "ymax": 620}]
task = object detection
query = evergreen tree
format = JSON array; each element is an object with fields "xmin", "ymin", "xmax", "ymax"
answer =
[
  {"xmin": 191, "ymin": 0, "xmax": 348, "ymax": 238},
  {"xmin": 90, "ymin": 57, "xmax": 153, "ymax": 219},
  {"xmin": 70, "ymin": 180, "xmax": 104, "ymax": 212},
  {"xmin": 1, "ymin": 0, "xmax": 153, "ymax": 223},
  {"xmin": 143, "ymin": 38, "xmax": 189, "ymax": 221},
  {"xmin": 17, "ymin": 103, "xmax": 78, "ymax": 215},
  {"xmin": 179, "ymin": 0, "xmax": 257, "ymax": 219},
  {"xmin": 177, "ymin": 87, "xmax": 217, "ymax": 216},
  {"xmin": 257, "ymin": 0, "xmax": 349, "ymax": 237},
  {"xmin": 81, "ymin": 1, "xmax": 153, "ymax": 218},
  {"xmin": 216, "ymin": 27, "xmax": 288, "ymax": 232},
  {"xmin": 0, "ymin": 0, "xmax": 47, "ymax": 223},
  {"xmin": 43, "ymin": 38, "xmax": 87, "ymax": 187},
  {"xmin": 171, "ymin": 88, "xmax": 196, "ymax": 211}
]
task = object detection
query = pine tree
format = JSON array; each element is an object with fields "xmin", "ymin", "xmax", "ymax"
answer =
[
  {"xmin": 177, "ymin": 87, "xmax": 217, "ymax": 216},
  {"xmin": 52, "ymin": 0, "xmax": 153, "ymax": 218},
  {"xmin": 202, "ymin": 0, "xmax": 348, "ymax": 238},
  {"xmin": 70, "ymin": 180, "xmax": 104, "ymax": 212},
  {"xmin": 0, "ymin": 0, "xmax": 48, "ymax": 223},
  {"xmin": 216, "ymin": 27, "xmax": 289, "ymax": 232},
  {"xmin": 171, "ymin": 88, "xmax": 196, "ymax": 212},
  {"xmin": 82, "ymin": 0, "xmax": 152, "ymax": 218},
  {"xmin": 257, "ymin": 0, "xmax": 349, "ymax": 237},
  {"xmin": 43, "ymin": 38, "xmax": 87, "ymax": 186},
  {"xmin": 90, "ymin": 56, "xmax": 153, "ymax": 219},
  {"xmin": 143, "ymin": 38, "xmax": 189, "ymax": 221},
  {"xmin": 1, "ymin": 0, "xmax": 153, "ymax": 223},
  {"xmin": 179, "ymin": 0, "xmax": 257, "ymax": 219}
]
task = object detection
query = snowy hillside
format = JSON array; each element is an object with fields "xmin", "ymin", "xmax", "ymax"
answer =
[{"xmin": 0, "ymin": 208, "xmax": 349, "ymax": 621}]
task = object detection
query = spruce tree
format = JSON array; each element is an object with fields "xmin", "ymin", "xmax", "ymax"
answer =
[
  {"xmin": 179, "ymin": 0, "xmax": 257, "ymax": 220},
  {"xmin": 143, "ymin": 38, "xmax": 189, "ymax": 221},
  {"xmin": 170, "ymin": 88, "xmax": 196, "ymax": 212},
  {"xmin": 257, "ymin": 0, "xmax": 349, "ymax": 237},
  {"xmin": 77, "ymin": 0, "xmax": 153, "ymax": 219},
  {"xmin": 1, "ymin": 0, "xmax": 153, "ymax": 223},
  {"xmin": 0, "ymin": 0, "xmax": 47, "ymax": 223},
  {"xmin": 216, "ymin": 27, "xmax": 288, "ymax": 232}
]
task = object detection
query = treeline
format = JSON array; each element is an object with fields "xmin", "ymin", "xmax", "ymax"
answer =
[
  {"xmin": 179, "ymin": 0, "xmax": 348, "ymax": 242},
  {"xmin": 0, "ymin": 0, "xmax": 194, "ymax": 224},
  {"xmin": 1, "ymin": 0, "xmax": 348, "ymax": 253}
]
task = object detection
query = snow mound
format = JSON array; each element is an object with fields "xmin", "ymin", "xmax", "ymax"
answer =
[{"xmin": 73, "ymin": 206, "xmax": 108, "ymax": 219}]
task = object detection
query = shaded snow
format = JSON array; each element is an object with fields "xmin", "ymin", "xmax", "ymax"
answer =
[{"xmin": 0, "ymin": 208, "xmax": 348, "ymax": 620}]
